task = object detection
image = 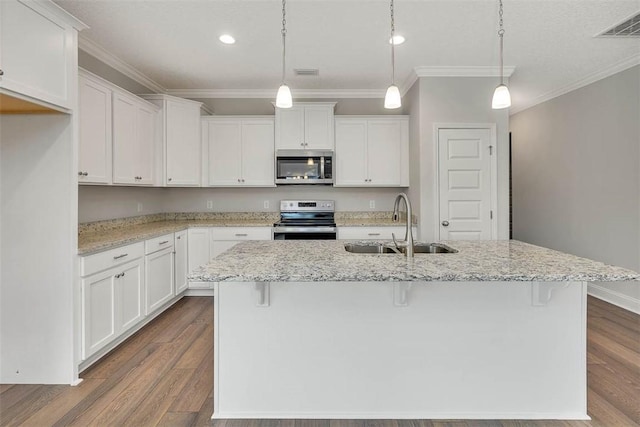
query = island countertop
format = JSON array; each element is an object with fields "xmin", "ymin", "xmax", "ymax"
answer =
[{"xmin": 189, "ymin": 239, "xmax": 640, "ymax": 283}]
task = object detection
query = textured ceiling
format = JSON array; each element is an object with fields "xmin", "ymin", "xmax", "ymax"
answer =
[{"xmin": 55, "ymin": 0, "xmax": 640, "ymax": 112}]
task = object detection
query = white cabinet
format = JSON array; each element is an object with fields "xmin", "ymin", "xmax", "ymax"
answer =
[
  {"xmin": 210, "ymin": 227, "xmax": 272, "ymax": 258},
  {"xmin": 338, "ymin": 226, "xmax": 417, "ymax": 240},
  {"xmin": 144, "ymin": 234, "xmax": 175, "ymax": 315},
  {"xmin": 112, "ymin": 91, "xmax": 158, "ymax": 185},
  {"xmin": 0, "ymin": 0, "xmax": 85, "ymax": 111},
  {"xmin": 78, "ymin": 72, "xmax": 112, "ymax": 184},
  {"xmin": 142, "ymin": 94, "xmax": 203, "ymax": 186},
  {"xmin": 335, "ymin": 117, "xmax": 409, "ymax": 187},
  {"xmin": 203, "ymin": 117, "xmax": 275, "ymax": 187},
  {"xmin": 187, "ymin": 228, "xmax": 211, "ymax": 289},
  {"xmin": 275, "ymin": 103, "xmax": 335, "ymax": 149},
  {"xmin": 81, "ymin": 242, "xmax": 144, "ymax": 360},
  {"xmin": 174, "ymin": 230, "xmax": 188, "ymax": 294}
]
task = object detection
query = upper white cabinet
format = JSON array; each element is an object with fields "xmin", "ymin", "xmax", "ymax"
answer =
[
  {"xmin": 78, "ymin": 72, "xmax": 112, "ymax": 184},
  {"xmin": 335, "ymin": 116, "xmax": 409, "ymax": 187},
  {"xmin": 141, "ymin": 94, "xmax": 204, "ymax": 187},
  {"xmin": 202, "ymin": 116, "xmax": 275, "ymax": 187},
  {"xmin": 0, "ymin": 0, "xmax": 86, "ymax": 111},
  {"xmin": 112, "ymin": 91, "xmax": 158, "ymax": 185},
  {"xmin": 275, "ymin": 103, "xmax": 335, "ymax": 150}
]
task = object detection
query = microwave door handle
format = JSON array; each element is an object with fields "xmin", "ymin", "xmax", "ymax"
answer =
[{"xmin": 320, "ymin": 156, "xmax": 325, "ymax": 180}]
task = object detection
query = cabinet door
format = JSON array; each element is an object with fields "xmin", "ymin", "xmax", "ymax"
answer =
[
  {"xmin": 275, "ymin": 106, "xmax": 305, "ymax": 149},
  {"xmin": 82, "ymin": 269, "xmax": 117, "ymax": 359},
  {"xmin": 367, "ymin": 120, "xmax": 402, "ymax": 186},
  {"xmin": 112, "ymin": 93, "xmax": 138, "ymax": 184},
  {"xmin": 207, "ymin": 121, "xmax": 242, "ymax": 186},
  {"xmin": 241, "ymin": 120, "xmax": 275, "ymax": 186},
  {"xmin": 78, "ymin": 76, "xmax": 112, "ymax": 184},
  {"xmin": 334, "ymin": 120, "xmax": 368, "ymax": 186},
  {"xmin": 187, "ymin": 228, "xmax": 211, "ymax": 274},
  {"xmin": 119, "ymin": 261, "xmax": 144, "ymax": 331},
  {"xmin": 135, "ymin": 104, "xmax": 156, "ymax": 185},
  {"xmin": 304, "ymin": 105, "xmax": 334, "ymax": 149},
  {"xmin": 145, "ymin": 248, "xmax": 174, "ymax": 315},
  {"xmin": 0, "ymin": 0, "xmax": 73, "ymax": 109},
  {"xmin": 166, "ymin": 101, "xmax": 201, "ymax": 186},
  {"xmin": 174, "ymin": 230, "xmax": 188, "ymax": 294}
]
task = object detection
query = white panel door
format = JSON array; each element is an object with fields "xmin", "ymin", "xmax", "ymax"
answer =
[
  {"xmin": 78, "ymin": 76, "xmax": 112, "ymax": 184},
  {"xmin": 166, "ymin": 100, "xmax": 201, "ymax": 186},
  {"xmin": 145, "ymin": 248, "xmax": 174, "ymax": 315},
  {"xmin": 438, "ymin": 128, "xmax": 493, "ymax": 240},
  {"xmin": 367, "ymin": 120, "xmax": 401, "ymax": 186},
  {"xmin": 275, "ymin": 106, "xmax": 305, "ymax": 149},
  {"xmin": 334, "ymin": 120, "xmax": 367, "ymax": 186},
  {"xmin": 174, "ymin": 230, "xmax": 188, "ymax": 294},
  {"xmin": 112, "ymin": 93, "xmax": 138, "ymax": 184},
  {"xmin": 188, "ymin": 228, "xmax": 211, "ymax": 274},
  {"xmin": 135, "ymin": 104, "xmax": 156, "ymax": 185},
  {"xmin": 118, "ymin": 260, "xmax": 144, "ymax": 332},
  {"xmin": 241, "ymin": 120, "xmax": 275, "ymax": 186},
  {"xmin": 304, "ymin": 105, "xmax": 334, "ymax": 149},
  {"xmin": 82, "ymin": 270, "xmax": 116, "ymax": 359},
  {"xmin": 207, "ymin": 121, "xmax": 242, "ymax": 185}
]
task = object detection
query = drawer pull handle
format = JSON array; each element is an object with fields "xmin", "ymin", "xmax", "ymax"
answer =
[
  {"xmin": 368, "ymin": 233, "xmax": 381, "ymax": 236},
  {"xmin": 159, "ymin": 240, "xmax": 170, "ymax": 245},
  {"xmin": 113, "ymin": 254, "xmax": 128, "ymax": 260},
  {"xmin": 177, "ymin": 236, "xmax": 181, "ymax": 240},
  {"xmin": 235, "ymin": 233, "xmax": 248, "ymax": 237}
]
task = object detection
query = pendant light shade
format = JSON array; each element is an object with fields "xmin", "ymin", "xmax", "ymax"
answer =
[
  {"xmin": 384, "ymin": 85, "xmax": 401, "ymax": 109},
  {"xmin": 384, "ymin": 0, "xmax": 401, "ymax": 110},
  {"xmin": 276, "ymin": 84, "xmax": 292, "ymax": 109},
  {"xmin": 276, "ymin": 0, "xmax": 292, "ymax": 109},
  {"xmin": 492, "ymin": 0, "xmax": 510, "ymax": 109},
  {"xmin": 492, "ymin": 84, "xmax": 511, "ymax": 109}
]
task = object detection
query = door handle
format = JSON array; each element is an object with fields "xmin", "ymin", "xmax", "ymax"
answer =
[{"xmin": 441, "ymin": 220, "xmax": 450, "ymax": 227}]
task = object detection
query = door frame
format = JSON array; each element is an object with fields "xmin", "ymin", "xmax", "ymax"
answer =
[{"xmin": 433, "ymin": 123, "xmax": 498, "ymax": 240}]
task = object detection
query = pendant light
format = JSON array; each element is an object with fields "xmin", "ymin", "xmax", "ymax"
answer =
[
  {"xmin": 384, "ymin": 0, "xmax": 401, "ymax": 109},
  {"xmin": 276, "ymin": 0, "xmax": 293, "ymax": 108},
  {"xmin": 492, "ymin": 0, "xmax": 511, "ymax": 109}
]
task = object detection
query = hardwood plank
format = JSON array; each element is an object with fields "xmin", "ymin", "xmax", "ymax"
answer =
[
  {"xmin": 0, "ymin": 384, "xmax": 66, "ymax": 426},
  {"xmin": 152, "ymin": 296, "xmax": 212, "ymax": 343},
  {"xmin": 193, "ymin": 396, "xmax": 215, "ymax": 427},
  {"xmin": 169, "ymin": 346, "xmax": 214, "ymax": 412},
  {"xmin": 157, "ymin": 411, "xmax": 198, "ymax": 427},
  {"xmin": 174, "ymin": 322, "xmax": 214, "ymax": 370},
  {"xmin": 588, "ymin": 328, "xmax": 640, "ymax": 371},
  {"xmin": 0, "ymin": 384, "xmax": 14, "ymax": 394},
  {"xmin": 589, "ymin": 297, "xmax": 640, "ymax": 323},
  {"xmin": 588, "ymin": 363, "xmax": 640, "ymax": 422},
  {"xmin": 588, "ymin": 386, "xmax": 640, "ymax": 427},
  {"xmin": 0, "ymin": 384, "xmax": 42, "ymax": 415}
]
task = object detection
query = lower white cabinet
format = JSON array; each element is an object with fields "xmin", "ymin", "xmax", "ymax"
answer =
[
  {"xmin": 187, "ymin": 228, "xmax": 212, "ymax": 289},
  {"xmin": 210, "ymin": 227, "xmax": 272, "ymax": 258},
  {"xmin": 81, "ymin": 248, "xmax": 144, "ymax": 360},
  {"xmin": 174, "ymin": 230, "xmax": 188, "ymax": 294},
  {"xmin": 145, "ymin": 235, "xmax": 175, "ymax": 315},
  {"xmin": 338, "ymin": 226, "xmax": 417, "ymax": 240}
]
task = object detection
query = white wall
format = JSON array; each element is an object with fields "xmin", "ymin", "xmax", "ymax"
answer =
[
  {"xmin": 511, "ymin": 65, "xmax": 640, "ymax": 313},
  {"xmin": 406, "ymin": 77, "xmax": 510, "ymax": 241},
  {"xmin": 78, "ymin": 185, "xmax": 166, "ymax": 222},
  {"xmin": 405, "ymin": 80, "xmax": 422, "ymax": 228},
  {"xmin": 1, "ymin": 114, "xmax": 77, "ymax": 384}
]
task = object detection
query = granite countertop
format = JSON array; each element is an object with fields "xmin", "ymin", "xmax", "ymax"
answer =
[{"xmin": 189, "ymin": 240, "xmax": 640, "ymax": 283}]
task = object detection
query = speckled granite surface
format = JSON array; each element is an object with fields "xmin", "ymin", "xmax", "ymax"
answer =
[
  {"xmin": 189, "ymin": 240, "xmax": 640, "ymax": 283},
  {"xmin": 78, "ymin": 211, "xmax": 408, "ymax": 255}
]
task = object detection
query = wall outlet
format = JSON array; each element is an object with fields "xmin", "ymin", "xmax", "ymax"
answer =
[
  {"xmin": 263, "ymin": 200, "xmax": 269, "ymax": 209},
  {"xmin": 369, "ymin": 200, "xmax": 375, "ymax": 209},
  {"xmin": 137, "ymin": 202, "xmax": 143, "ymax": 212},
  {"xmin": 207, "ymin": 200, "xmax": 214, "ymax": 210}
]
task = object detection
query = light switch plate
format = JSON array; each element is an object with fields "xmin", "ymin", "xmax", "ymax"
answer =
[
  {"xmin": 369, "ymin": 200, "xmax": 375, "ymax": 209},
  {"xmin": 207, "ymin": 200, "xmax": 213, "ymax": 209}
]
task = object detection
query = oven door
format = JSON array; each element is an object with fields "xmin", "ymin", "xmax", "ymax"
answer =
[{"xmin": 273, "ymin": 226, "xmax": 337, "ymax": 240}]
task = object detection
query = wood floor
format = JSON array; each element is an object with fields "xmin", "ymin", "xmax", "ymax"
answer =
[{"xmin": 1, "ymin": 296, "xmax": 638, "ymax": 427}]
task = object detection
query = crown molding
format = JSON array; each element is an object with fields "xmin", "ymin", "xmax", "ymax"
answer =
[
  {"xmin": 414, "ymin": 65, "xmax": 516, "ymax": 78},
  {"xmin": 29, "ymin": 0, "xmax": 88, "ymax": 30},
  {"xmin": 165, "ymin": 88, "xmax": 385, "ymax": 99},
  {"xmin": 78, "ymin": 36, "xmax": 167, "ymax": 94},
  {"xmin": 509, "ymin": 53, "xmax": 640, "ymax": 115}
]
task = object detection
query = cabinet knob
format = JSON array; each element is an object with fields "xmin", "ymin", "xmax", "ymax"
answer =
[
  {"xmin": 237, "ymin": 178, "xmax": 241, "ymax": 183},
  {"xmin": 0, "ymin": 69, "xmax": 4, "ymax": 76},
  {"xmin": 241, "ymin": 179, "xmax": 245, "ymax": 183},
  {"xmin": 441, "ymin": 220, "xmax": 450, "ymax": 227},
  {"xmin": 83, "ymin": 172, "xmax": 88, "ymax": 176},
  {"xmin": 168, "ymin": 178, "xmax": 172, "ymax": 182},
  {"xmin": 78, "ymin": 171, "xmax": 83, "ymax": 176}
]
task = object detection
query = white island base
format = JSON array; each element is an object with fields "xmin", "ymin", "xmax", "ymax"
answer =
[{"xmin": 213, "ymin": 281, "xmax": 588, "ymax": 420}]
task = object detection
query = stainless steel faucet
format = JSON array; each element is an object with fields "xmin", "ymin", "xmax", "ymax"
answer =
[{"xmin": 392, "ymin": 192, "xmax": 414, "ymax": 257}]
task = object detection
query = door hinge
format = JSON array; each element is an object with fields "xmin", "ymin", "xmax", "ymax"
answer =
[
  {"xmin": 489, "ymin": 146, "xmax": 493, "ymax": 155},
  {"xmin": 490, "ymin": 210, "xmax": 493, "ymax": 219}
]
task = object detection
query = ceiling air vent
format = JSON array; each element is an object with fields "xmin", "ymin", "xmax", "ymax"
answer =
[
  {"xmin": 294, "ymin": 68, "xmax": 320, "ymax": 77},
  {"xmin": 597, "ymin": 11, "xmax": 640, "ymax": 37}
]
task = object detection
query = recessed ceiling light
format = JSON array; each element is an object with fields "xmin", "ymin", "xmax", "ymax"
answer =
[
  {"xmin": 219, "ymin": 34, "xmax": 236, "ymax": 45},
  {"xmin": 389, "ymin": 35, "xmax": 405, "ymax": 45}
]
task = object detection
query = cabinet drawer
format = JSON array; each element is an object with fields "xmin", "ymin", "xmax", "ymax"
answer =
[
  {"xmin": 145, "ymin": 233, "xmax": 175, "ymax": 254},
  {"xmin": 81, "ymin": 242, "xmax": 144, "ymax": 277},
  {"xmin": 338, "ymin": 226, "xmax": 409, "ymax": 240},
  {"xmin": 210, "ymin": 227, "xmax": 272, "ymax": 241}
]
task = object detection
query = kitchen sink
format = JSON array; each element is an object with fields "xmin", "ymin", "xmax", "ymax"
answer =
[{"xmin": 344, "ymin": 242, "xmax": 457, "ymax": 254}]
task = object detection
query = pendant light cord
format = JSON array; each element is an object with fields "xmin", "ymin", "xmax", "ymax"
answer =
[
  {"xmin": 281, "ymin": 0, "xmax": 287, "ymax": 85},
  {"xmin": 390, "ymin": 0, "xmax": 396, "ymax": 85},
  {"xmin": 498, "ymin": 0, "xmax": 505, "ymax": 85}
]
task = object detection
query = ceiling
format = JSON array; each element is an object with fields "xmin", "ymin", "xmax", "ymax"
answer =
[{"xmin": 55, "ymin": 0, "xmax": 640, "ymax": 113}]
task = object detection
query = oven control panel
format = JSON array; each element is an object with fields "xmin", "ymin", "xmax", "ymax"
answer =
[{"xmin": 280, "ymin": 200, "xmax": 334, "ymax": 212}]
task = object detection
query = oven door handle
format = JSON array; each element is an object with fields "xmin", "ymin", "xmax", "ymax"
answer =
[{"xmin": 273, "ymin": 226, "xmax": 337, "ymax": 233}]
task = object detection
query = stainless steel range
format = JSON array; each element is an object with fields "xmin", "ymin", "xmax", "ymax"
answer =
[{"xmin": 273, "ymin": 200, "xmax": 337, "ymax": 240}]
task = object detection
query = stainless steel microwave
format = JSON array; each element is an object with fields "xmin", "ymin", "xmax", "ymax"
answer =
[{"xmin": 275, "ymin": 150, "xmax": 333, "ymax": 185}]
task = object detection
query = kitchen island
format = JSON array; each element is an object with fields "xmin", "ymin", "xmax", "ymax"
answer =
[{"xmin": 190, "ymin": 240, "xmax": 639, "ymax": 420}]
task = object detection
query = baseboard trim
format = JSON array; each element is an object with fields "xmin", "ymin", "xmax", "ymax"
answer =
[
  {"xmin": 212, "ymin": 412, "xmax": 589, "ymax": 420},
  {"xmin": 588, "ymin": 283, "xmax": 640, "ymax": 315},
  {"xmin": 185, "ymin": 289, "xmax": 215, "ymax": 297}
]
